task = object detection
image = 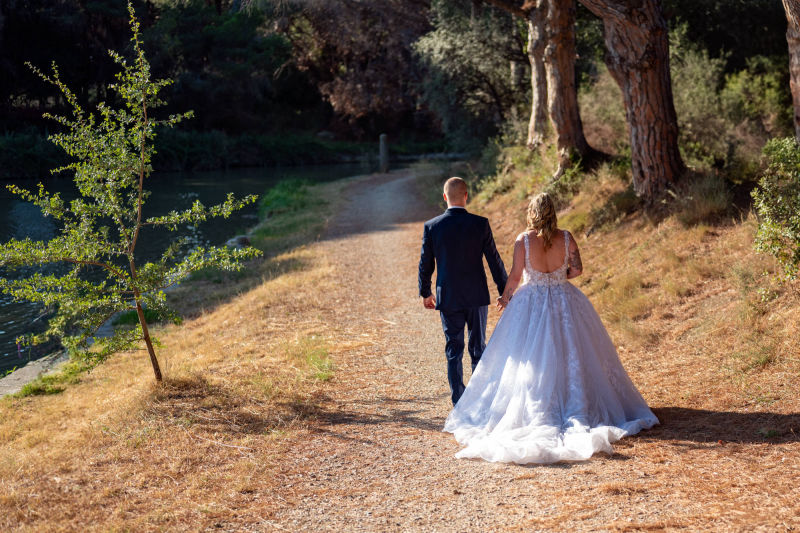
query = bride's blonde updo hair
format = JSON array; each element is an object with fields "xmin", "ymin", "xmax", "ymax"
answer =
[{"xmin": 527, "ymin": 192, "xmax": 558, "ymax": 250}]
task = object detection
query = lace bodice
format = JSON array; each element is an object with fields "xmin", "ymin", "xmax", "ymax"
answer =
[{"xmin": 521, "ymin": 230, "xmax": 569, "ymax": 287}]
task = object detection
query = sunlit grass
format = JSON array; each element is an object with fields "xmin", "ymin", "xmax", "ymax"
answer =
[
  {"xmin": 474, "ymin": 142, "xmax": 799, "ymax": 411},
  {"xmin": 0, "ymin": 174, "xmax": 361, "ymax": 529}
]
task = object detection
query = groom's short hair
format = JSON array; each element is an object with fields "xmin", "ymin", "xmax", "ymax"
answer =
[{"xmin": 444, "ymin": 177, "xmax": 468, "ymax": 199}]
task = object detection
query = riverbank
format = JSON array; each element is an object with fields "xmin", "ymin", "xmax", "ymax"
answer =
[
  {"xmin": 0, "ymin": 162, "xmax": 388, "ymax": 396},
  {"xmin": 0, "ymin": 164, "xmax": 451, "ymax": 530},
  {"xmin": 0, "ymin": 129, "xmax": 453, "ymax": 179},
  {"xmin": 0, "ymin": 351, "xmax": 69, "ymax": 397},
  {"xmin": 0, "ymin": 162, "xmax": 395, "ymax": 377}
]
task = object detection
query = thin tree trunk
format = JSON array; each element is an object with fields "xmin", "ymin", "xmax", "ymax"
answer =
[
  {"xmin": 134, "ymin": 290, "xmax": 163, "ymax": 382},
  {"xmin": 783, "ymin": 0, "xmax": 800, "ymax": 142},
  {"xmin": 129, "ymin": 96, "xmax": 162, "ymax": 382},
  {"xmin": 544, "ymin": 0, "xmax": 591, "ymax": 176},
  {"xmin": 580, "ymin": 0, "xmax": 685, "ymax": 200},
  {"xmin": 527, "ymin": 2, "xmax": 549, "ymax": 148}
]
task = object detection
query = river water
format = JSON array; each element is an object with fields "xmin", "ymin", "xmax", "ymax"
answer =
[{"xmin": 0, "ymin": 162, "xmax": 375, "ymax": 375}]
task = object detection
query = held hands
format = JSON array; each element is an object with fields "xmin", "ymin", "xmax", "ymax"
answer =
[
  {"xmin": 496, "ymin": 295, "xmax": 510, "ymax": 311},
  {"xmin": 423, "ymin": 295, "xmax": 436, "ymax": 309}
]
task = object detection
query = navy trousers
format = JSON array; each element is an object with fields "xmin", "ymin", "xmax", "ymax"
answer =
[{"xmin": 440, "ymin": 306, "xmax": 488, "ymax": 405}]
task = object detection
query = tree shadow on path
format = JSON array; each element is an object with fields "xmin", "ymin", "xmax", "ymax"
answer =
[
  {"xmin": 301, "ymin": 394, "xmax": 449, "ymax": 444},
  {"xmin": 643, "ymin": 406, "xmax": 800, "ymax": 445}
]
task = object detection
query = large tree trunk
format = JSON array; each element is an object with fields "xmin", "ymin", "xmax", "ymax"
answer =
[
  {"xmin": 481, "ymin": 0, "xmax": 593, "ymax": 174},
  {"xmin": 783, "ymin": 0, "xmax": 800, "ymax": 142},
  {"xmin": 527, "ymin": 2, "xmax": 549, "ymax": 148},
  {"xmin": 544, "ymin": 0, "xmax": 591, "ymax": 176},
  {"xmin": 580, "ymin": 0, "xmax": 685, "ymax": 200}
]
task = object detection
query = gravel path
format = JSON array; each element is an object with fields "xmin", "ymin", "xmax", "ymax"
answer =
[{"xmin": 260, "ymin": 171, "xmax": 799, "ymax": 532}]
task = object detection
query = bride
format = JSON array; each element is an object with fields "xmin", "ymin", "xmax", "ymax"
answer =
[{"xmin": 444, "ymin": 192, "xmax": 659, "ymax": 464}]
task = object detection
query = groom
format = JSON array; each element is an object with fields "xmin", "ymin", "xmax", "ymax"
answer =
[{"xmin": 418, "ymin": 177, "xmax": 508, "ymax": 405}]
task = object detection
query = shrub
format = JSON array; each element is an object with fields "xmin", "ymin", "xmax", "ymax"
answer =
[
  {"xmin": 588, "ymin": 184, "xmax": 641, "ymax": 230},
  {"xmin": 721, "ymin": 55, "xmax": 792, "ymax": 138},
  {"xmin": 669, "ymin": 25, "xmax": 732, "ymax": 169},
  {"xmin": 752, "ymin": 137, "xmax": 800, "ymax": 280},
  {"xmin": 578, "ymin": 65, "xmax": 628, "ymax": 154},
  {"xmin": 667, "ymin": 26, "xmax": 787, "ymax": 179},
  {"xmin": 0, "ymin": 131, "xmax": 67, "ymax": 179}
]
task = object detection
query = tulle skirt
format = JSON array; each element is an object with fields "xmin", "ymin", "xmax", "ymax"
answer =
[{"xmin": 443, "ymin": 281, "xmax": 659, "ymax": 464}]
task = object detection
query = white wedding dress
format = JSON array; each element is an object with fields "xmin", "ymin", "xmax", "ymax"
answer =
[{"xmin": 444, "ymin": 230, "xmax": 658, "ymax": 464}]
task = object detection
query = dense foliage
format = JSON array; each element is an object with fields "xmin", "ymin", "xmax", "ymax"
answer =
[
  {"xmin": 0, "ymin": 0, "xmax": 793, "ymax": 164},
  {"xmin": 753, "ymin": 138, "xmax": 800, "ymax": 280},
  {"xmin": 415, "ymin": 1, "xmax": 528, "ymax": 150},
  {"xmin": 0, "ymin": 5, "xmax": 260, "ymax": 378},
  {"xmin": 263, "ymin": 0, "xmax": 434, "ymax": 139}
]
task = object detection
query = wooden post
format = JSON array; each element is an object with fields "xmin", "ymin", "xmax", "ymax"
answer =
[{"xmin": 379, "ymin": 134, "xmax": 389, "ymax": 173}]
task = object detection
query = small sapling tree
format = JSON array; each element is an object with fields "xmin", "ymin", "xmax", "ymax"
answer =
[{"xmin": 0, "ymin": 3, "xmax": 261, "ymax": 381}]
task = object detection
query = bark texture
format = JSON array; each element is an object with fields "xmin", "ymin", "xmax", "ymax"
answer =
[
  {"xmin": 544, "ymin": 0, "xmax": 590, "ymax": 174},
  {"xmin": 481, "ymin": 0, "xmax": 593, "ymax": 172},
  {"xmin": 783, "ymin": 0, "xmax": 800, "ymax": 142},
  {"xmin": 526, "ymin": 3, "xmax": 549, "ymax": 148},
  {"xmin": 580, "ymin": 0, "xmax": 685, "ymax": 200}
]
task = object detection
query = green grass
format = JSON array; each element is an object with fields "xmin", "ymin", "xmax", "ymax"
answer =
[
  {"xmin": 732, "ymin": 340, "xmax": 778, "ymax": 373},
  {"xmin": 112, "ymin": 307, "xmax": 163, "ymax": 326},
  {"xmin": 283, "ymin": 335, "xmax": 335, "ymax": 382},
  {"xmin": 559, "ymin": 210, "xmax": 589, "ymax": 235},
  {"xmin": 758, "ymin": 428, "xmax": 780, "ymax": 439},
  {"xmin": 248, "ymin": 178, "xmax": 340, "ymax": 254},
  {"xmin": 188, "ymin": 265, "xmax": 249, "ymax": 284},
  {"xmin": 307, "ymin": 351, "xmax": 335, "ymax": 382},
  {"xmin": 259, "ymin": 179, "xmax": 325, "ymax": 217},
  {"xmin": 13, "ymin": 359, "xmax": 91, "ymax": 397}
]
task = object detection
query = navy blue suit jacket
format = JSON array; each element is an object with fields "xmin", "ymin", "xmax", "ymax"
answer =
[{"xmin": 418, "ymin": 207, "xmax": 508, "ymax": 311}]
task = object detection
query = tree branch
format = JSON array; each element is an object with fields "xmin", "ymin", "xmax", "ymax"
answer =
[
  {"xmin": 62, "ymin": 258, "xmax": 128, "ymax": 282},
  {"xmin": 578, "ymin": 0, "xmax": 628, "ymax": 22}
]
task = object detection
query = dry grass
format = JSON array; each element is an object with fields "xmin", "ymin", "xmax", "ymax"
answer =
[
  {"xmin": 476, "ymin": 153, "xmax": 800, "ymax": 414},
  {"xmin": 0, "ymin": 178, "xmax": 357, "ymax": 531},
  {"xmin": 2, "ymin": 164, "xmax": 800, "ymax": 531},
  {"xmin": 468, "ymin": 157, "xmax": 800, "ymax": 529}
]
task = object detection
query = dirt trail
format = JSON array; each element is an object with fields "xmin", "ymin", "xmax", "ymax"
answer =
[{"xmin": 262, "ymin": 171, "xmax": 799, "ymax": 531}]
